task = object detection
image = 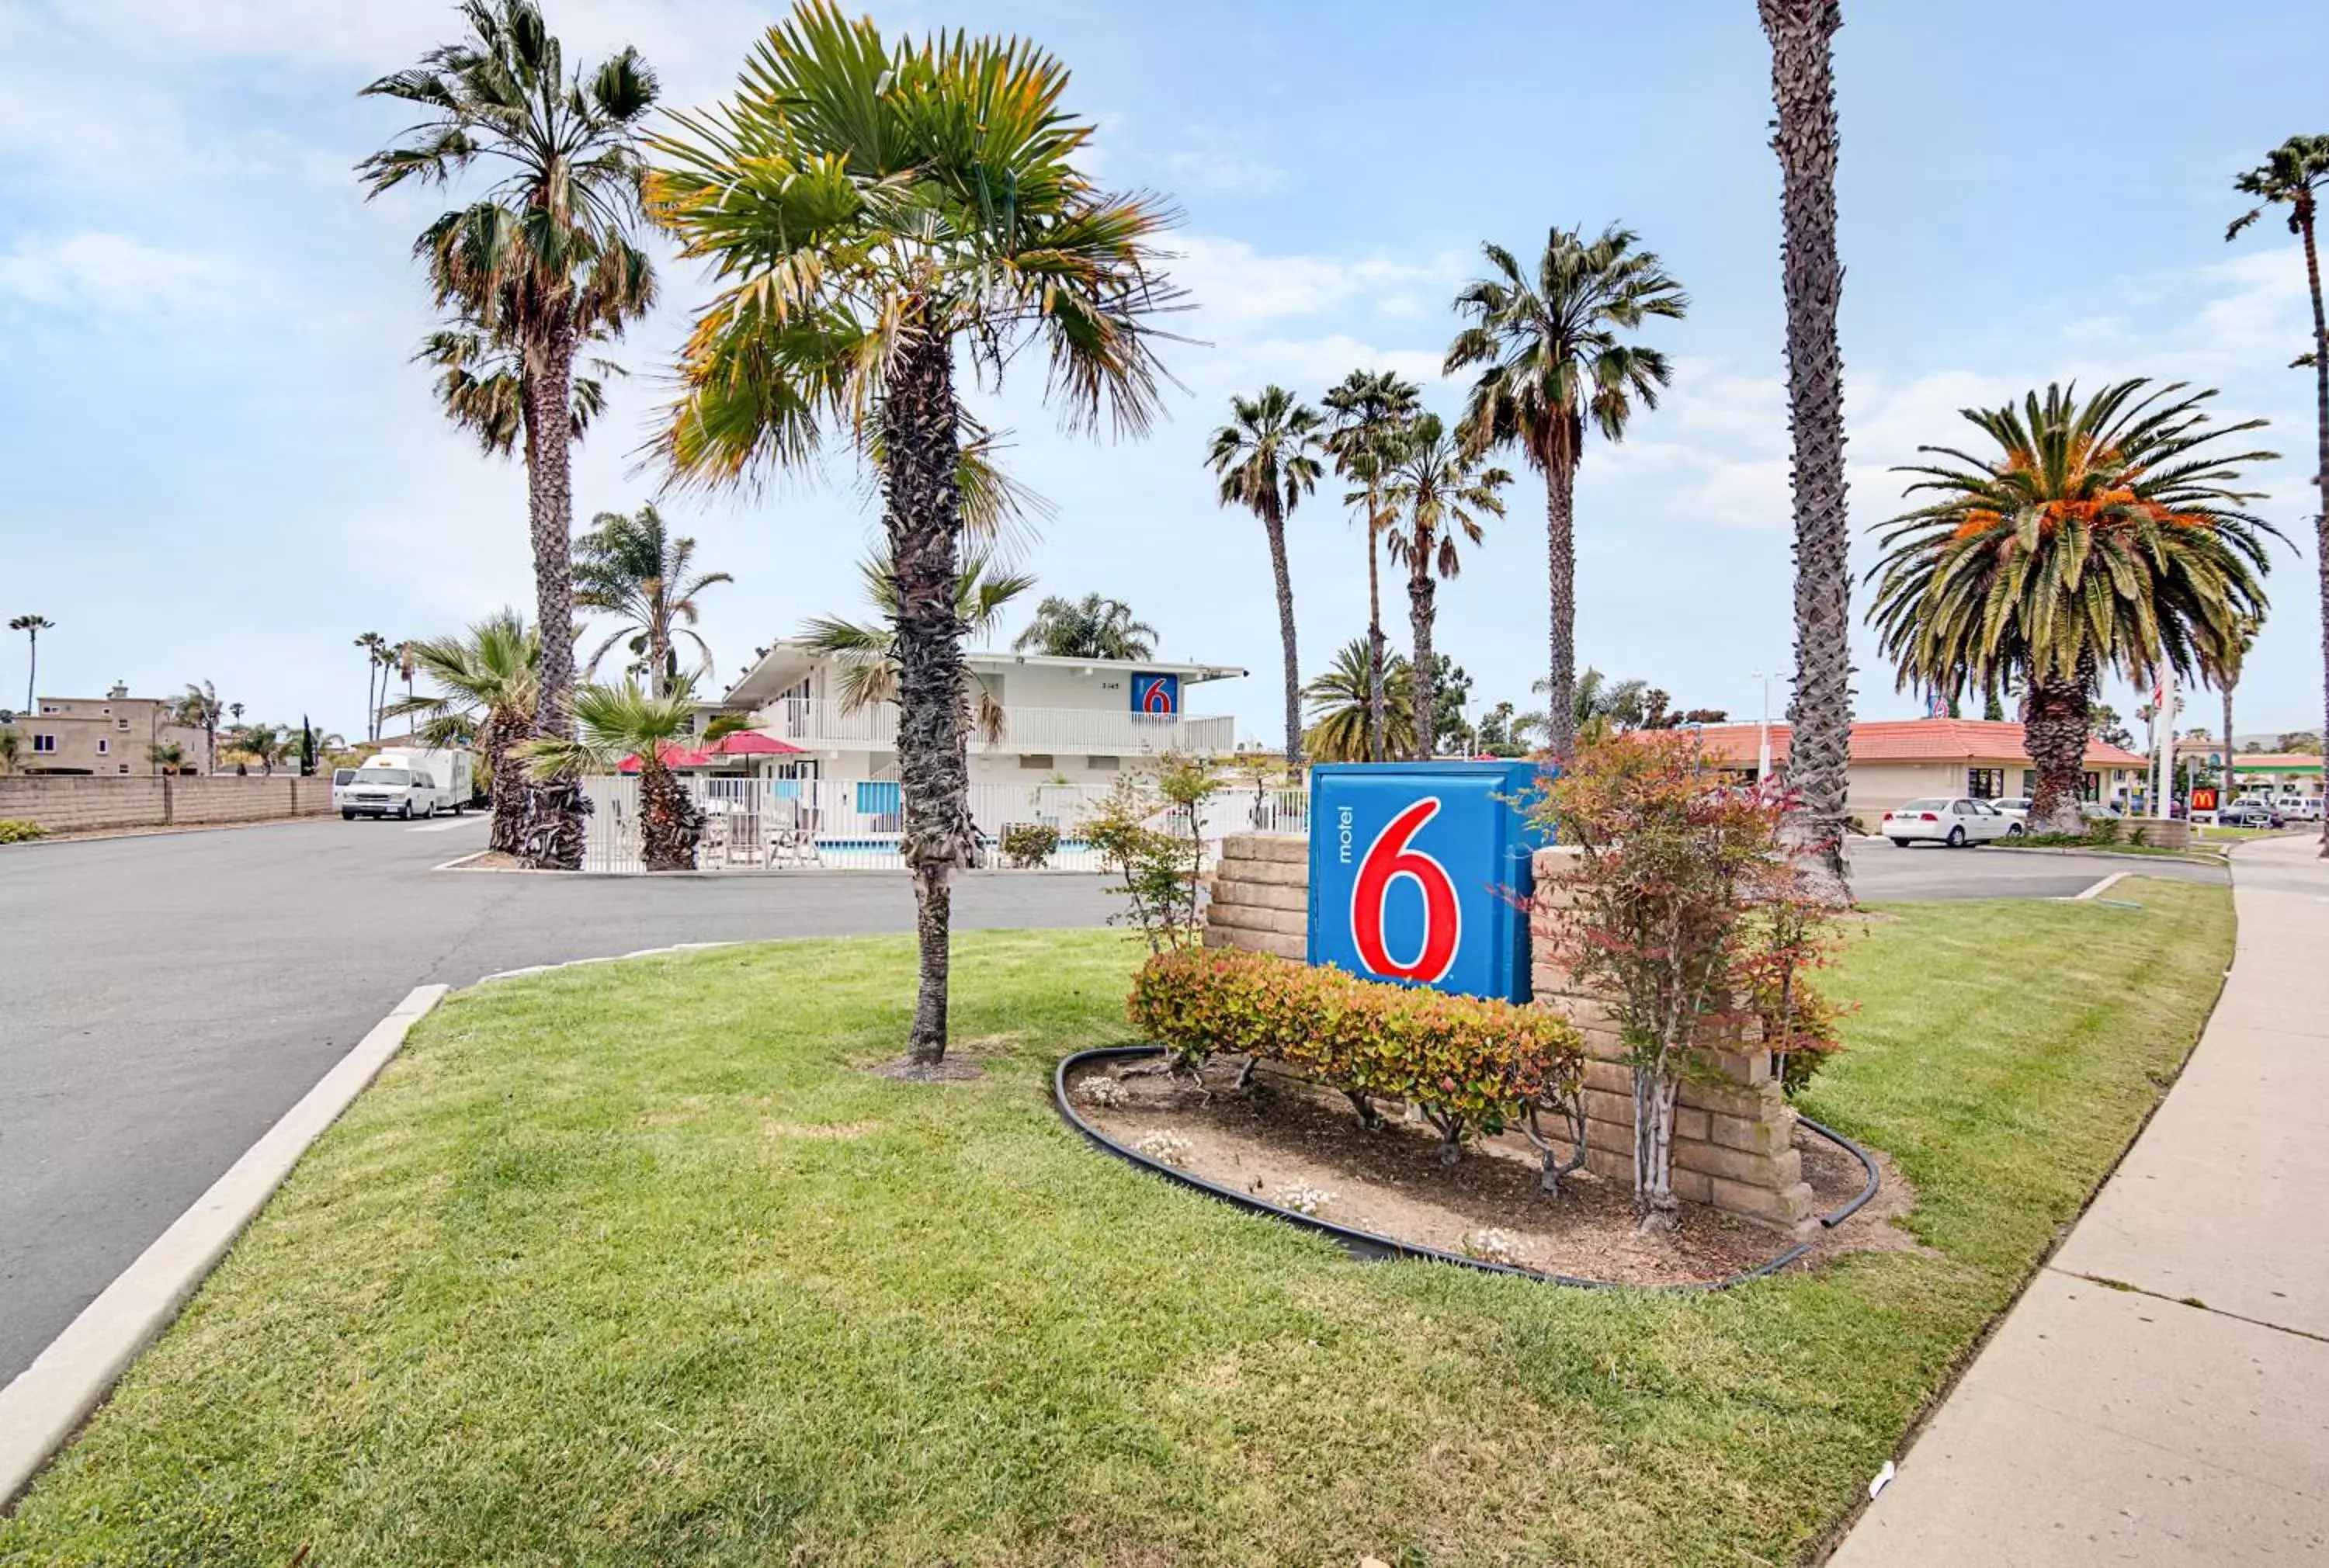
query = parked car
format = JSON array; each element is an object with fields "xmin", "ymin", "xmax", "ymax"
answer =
[
  {"xmin": 1991, "ymin": 796, "xmax": 2032, "ymax": 825},
  {"xmin": 342, "ymin": 748, "xmax": 474, "ymax": 820},
  {"xmin": 1881, "ymin": 796, "xmax": 2020, "ymax": 848},
  {"xmin": 2274, "ymin": 793, "xmax": 2322, "ymax": 822},
  {"xmin": 2220, "ymin": 800, "xmax": 2283, "ymax": 829}
]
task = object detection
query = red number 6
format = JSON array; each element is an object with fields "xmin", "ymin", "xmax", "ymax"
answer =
[{"xmin": 1351, "ymin": 797, "xmax": 1461, "ymax": 983}]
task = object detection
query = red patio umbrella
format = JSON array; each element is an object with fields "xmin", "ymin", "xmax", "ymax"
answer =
[
  {"xmin": 617, "ymin": 743, "xmax": 713, "ymax": 773},
  {"xmin": 710, "ymin": 730, "xmax": 807, "ymax": 758}
]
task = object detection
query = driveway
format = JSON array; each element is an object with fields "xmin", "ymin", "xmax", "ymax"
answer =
[
  {"xmin": 1848, "ymin": 838, "xmax": 2227, "ymax": 900},
  {"xmin": 0, "ymin": 816, "xmax": 1120, "ymax": 1386}
]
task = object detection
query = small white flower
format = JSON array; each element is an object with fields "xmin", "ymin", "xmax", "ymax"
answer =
[
  {"xmin": 1079, "ymin": 1076, "xmax": 1125, "ymax": 1108},
  {"xmin": 1279, "ymin": 1185, "xmax": 1337, "ymax": 1216},
  {"xmin": 1132, "ymin": 1129, "xmax": 1193, "ymax": 1167},
  {"xmin": 1462, "ymin": 1227, "xmax": 1522, "ymax": 1265}
]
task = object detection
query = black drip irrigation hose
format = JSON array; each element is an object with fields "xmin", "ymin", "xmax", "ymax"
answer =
[
  {"xmin": 1053, "ymin": 1045, "xmax": 1882, "ymax": 1292},
  {"xmin": 1801, "ymin": 1114, "xmax": 1882, "ymax": 1227}
]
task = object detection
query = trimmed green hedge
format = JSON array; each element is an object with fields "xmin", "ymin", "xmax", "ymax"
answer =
[{"xmin": 1126, "ymin": 947, "xmax": 1587, "ymax": 1171}]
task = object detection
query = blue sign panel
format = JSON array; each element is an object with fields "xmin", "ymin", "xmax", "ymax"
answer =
[
  {"xmin": 1305, "ymin": 761, "xmax": 1550, "ymax": 1003},
  {"xmin": 1130, "ymin": 672, "xmax": 1181, "ymax": 715}
]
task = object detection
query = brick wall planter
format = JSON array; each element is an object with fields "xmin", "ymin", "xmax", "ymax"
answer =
[{"xmin": 1201, "ymin": 833, "xmax": 1815, "ymax": 1234}]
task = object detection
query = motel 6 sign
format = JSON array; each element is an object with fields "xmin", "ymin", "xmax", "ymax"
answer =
[{"xmin": 1305, "ymin": 761, "xmax": 1550, "ymax": 1004}]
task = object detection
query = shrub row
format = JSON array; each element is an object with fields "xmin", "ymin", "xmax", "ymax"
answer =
[
  {"xmin": 0, "ymin": 819, "xmax": 48, "ymax": 845},
  {"xmin": 1126, "ymin": 947, "xmax": 1588, "ymax": 1174}
]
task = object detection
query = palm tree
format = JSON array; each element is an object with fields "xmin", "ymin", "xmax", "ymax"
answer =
[
  {"xmin": 2209, "ymin": 613, "xmax": 2262, "ymax": 796},
  {"xmin": 2228, "ymin": 135, "xmax": 2329, "ymax": 852},
  {"xmin": 1302, "ymin": 638, "xmax": 1416, "ymax": 761},
  {"xmin": 1445, "ymin": 226, "xmax": 1686, "ymax": 763},
  {"xmin": 227, "ymin": 723, "xmax": 284, "ymax": 776},
  {"xmin": 9, "ymin": 614, "xmax": 54, "ymax": 715},
  {"xmin": 353, "ymin": 632, "xmax": 389, "ymax": 741},
  {"xmin": 169, "ymin": 681, "xmax": 223, "ymax": 774},
  {"xmin": 1322, "ymin": 369, "xmax": 1423, "ymax": 761},
  {"xmin": 148, "ymin": 741, "xmax": 187, "ymax": 774},
  {"xmin": 1382, "ymin": 415, "xmax": 1511, "ymax": 758},
  {"xmin": 1558, "ymin": 666, "xmax": 1656, "ymax": 744},
  {"xmin": 0, "ymin": 727, "xmax": 21, "ymax": 775},
  {"xmin": 574, "ymin": 504, "xmax": 733, "ymax": 696},
  {"xmin": 1760, "ymin": 0, "xmax": 1854, "ymax": 887},
  {"xmin": 1870, "ymin": 380, "xmax": 2279, "ymax": 834},
  {"xmin": 647, "ymin": 2, "xmax": 1176, "ymax": 1071},
  {"xmin": 413, "ymin": 316, "xmax": 620, "ymax": 456},
  {"xmin": 800, "ymin": 552, "xmax": 1035, "ymax": 745},
  {"xmin": 1012, "ymin": 594, "xmax": 1158, "ymax": 661},
  {"xmin": 520, "ymin": 679, "xmax": 705, "ymax": 871},
  {"xmin": 382, "ymin": 611, "xmax": 540, "ymax": 853},
  {"xmin": 1209, "ymin": 386, "xmax": 1324, "ymax": 766},
  {"xmin": 360, "ymin": 0, "xmax": 660, "ymax": 869}
]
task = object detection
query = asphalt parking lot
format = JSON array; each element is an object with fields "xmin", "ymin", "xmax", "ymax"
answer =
[{"xmin": 0, "ymin": 816, "xmax": 2226, "ymax": 1387}]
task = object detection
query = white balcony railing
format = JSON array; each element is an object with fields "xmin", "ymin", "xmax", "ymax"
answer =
[{"xmin": 751, "ymin": 696, "xmax": 1236, "ymax": 756}]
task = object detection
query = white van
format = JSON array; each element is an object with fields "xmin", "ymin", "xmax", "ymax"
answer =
[
  {"xmin": 342, "ymin": 748, "xmax": 474, "ymax": 820},
  {"xmin": 2275, "ymin": 793, "xmax": 2323, "ymax": 822}
]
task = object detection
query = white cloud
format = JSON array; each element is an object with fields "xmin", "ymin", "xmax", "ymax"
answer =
[
  {"xmin": 1159, "ymin": 130, "xmax": 1289, "ymax": 196},
  {"xmin": 0, "ymin": 232, "xmax": 237, "ymax": 316},
  {"xmin": 1170, "ymin": 234, "xmax": 1467, "ymax": 328}
]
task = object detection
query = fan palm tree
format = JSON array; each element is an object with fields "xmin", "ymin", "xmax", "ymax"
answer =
[
  {"xmin": 574, "ymin": 504, "xmax": 733, "ymax": 696},
  {"xmin": 147, "ymin": 741, "xmax": 187, "ymax": 774},
  {"xmin": 2228, "ymin": 134, "xmax": 2329, "ymax": 851},
  {"xmin": 800, "ymin": 552, "xmax": 1034, "ymax": 745},
  {"xmin": 1322, "ymin": 369, "xmax": 1423, "ymax": 760},
  {"xmin": 168, "ymin": 681, "xmax": 223, "ymax": 774},
  {"xmin": 2207, "ymin": 612, "xmax": 2262, "ymax": 795},
  {"xmin": 1760, "ymin": 0, "xmax": 1854, "ymax": 886},
  {"xmin": 1870, "ymin": 380, "xmax": 2279, "ymax": 834},
  {"xmin": 520, "ymin": 679, "xmax": 704, "ymax": 871},
  {"xmin": 382, "ymin": 610, "xmax": 541, "ymax": 852},
  {"xmin": 1382, "ymin": 415, "xmax": 1511, "ymax": 758},
  {"xmin": 1445, "ymin": 225, "xmax": 1686, "ymax": 763},
  {"xmin": 10, "ymin": 614, "xmax": 54, "ymax": 716},
  {"xmin": 360, "ymin": 0, "xmax": 660, "ymax": 869},
  {"xmin": 1302, "ymin": 637, "xmax": 1416, "ymax": 762},
  {"xmin": 1209, "ymin": 385, "xmax": 1324, "ymax": 767},
  {"xmin": 1012, "ymin": 594, "xmax": 1157, "ymax": 661},
  {"xmin": 352, "ymin": 631, "xmax": 389, "ymax": 741},
  {"xmin": 0, "ymin": 727, "xmax": 22, "ymax": 775},
  {"xmin": 646, "ymin": 2, "xmax": 1176, "ymax": 1070},
  {"xmin": 413, "ymin": 317, "xmax": 620, "ymax": 456}
]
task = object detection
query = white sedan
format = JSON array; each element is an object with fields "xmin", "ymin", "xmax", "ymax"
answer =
[{"xmin": 1881, "ymin": 796, "xmax": 2021, "ymax": 848}]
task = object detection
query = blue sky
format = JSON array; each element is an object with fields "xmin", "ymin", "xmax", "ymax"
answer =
[{"xmin": 4, "ymin": 0, "xmax": 2327, "ymax": 746}]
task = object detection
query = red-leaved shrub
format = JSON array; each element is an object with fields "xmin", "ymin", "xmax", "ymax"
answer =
[{"xmin": 1126, "ymin": 948, "xmax": 1588, "ymax": 1179}]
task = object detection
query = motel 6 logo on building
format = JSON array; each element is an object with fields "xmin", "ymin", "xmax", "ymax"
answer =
[{"xmin": 1304, "ymin": 761, "xmax": 1548, "ymax": 1004}]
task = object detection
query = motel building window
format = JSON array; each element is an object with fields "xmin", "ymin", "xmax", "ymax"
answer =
[
  {"xmin": 32, "ymin": 734, "xmax": 57, "ymax": 754},
  {"xmin": 1967, "ymin": 768, "xmax": 2004, "ymax": 800}
]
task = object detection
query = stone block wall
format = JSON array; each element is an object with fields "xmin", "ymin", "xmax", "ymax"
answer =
[
  {"xmin": 1199, "ymin": 833, "xmax": 1815, "ymax": 1234},
  {"xmin": 1531, "ymin": 846, "xmax": 1814, "ymax": 1233},
  {"xmin": 1201, "ymin": 833, "xmax": 1310, "ymax": 960},
  {"xmin": 0, "ymin": 775, "xmax": 337, "ymax": 834},
  {"xmin": 2120, "ymin": 816, "xmax": 2190, "ymax": 850}
]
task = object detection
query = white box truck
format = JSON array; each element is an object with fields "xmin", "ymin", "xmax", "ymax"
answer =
[{"xmin": 341, "ymin": 748, "xmax": 474, "ymax": 820}]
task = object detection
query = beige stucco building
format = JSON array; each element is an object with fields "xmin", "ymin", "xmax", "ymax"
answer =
[
  {"xmin": 1690, "ymin": 718, "xmax": 2150, "ymax": 822},
  {"xmin": 14, "ymin": 685, "xmax": 207, "ymax": 775}
]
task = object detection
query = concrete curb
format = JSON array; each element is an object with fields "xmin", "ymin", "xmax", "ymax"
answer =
[
  {"xmin": 0, "ymin": 983, "xmax": 449, "ymax": 1510},
  {"xmin": 2070, "ymin": 872, "xmax": 2130, "ymax": 901},
  {"xmin": 1983, "ymin": 844, "xmax": 2228, "ymax": 867}
]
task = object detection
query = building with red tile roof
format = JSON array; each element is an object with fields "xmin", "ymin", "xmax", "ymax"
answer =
[{"xmin": 1680, "ymin": 717, "xmax": 2150, "ymax": 821}]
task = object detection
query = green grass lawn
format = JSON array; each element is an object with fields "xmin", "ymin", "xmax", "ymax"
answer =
[{"xmin": 0, "ymin": 881, "xmax": 2232, "ymax": 1566}]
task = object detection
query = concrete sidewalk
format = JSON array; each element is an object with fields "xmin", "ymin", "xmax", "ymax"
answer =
[{"xmin": 1832, "ymin": 834, "xmax": 2329, "ymax": 1566}]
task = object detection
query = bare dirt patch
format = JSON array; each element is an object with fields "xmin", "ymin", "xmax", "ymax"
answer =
[
  {"xmin": 1067, "ymin": 1056, "xmax": 1914, "ymax": 1286},
  {"xmin": 871, "ymin": 1056, "xmax": 985, "ymax": 1082}
]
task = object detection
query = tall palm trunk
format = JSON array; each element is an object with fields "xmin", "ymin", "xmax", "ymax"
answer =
[
  {"xmin": 20, "ymin": 628, "xmax": 32, "ymax": 715},
  {"xmin": 2299, "ymin": 195, "xmax": 2329, "ymax": 854},
  {"xmin": 2223, "ymin": 684, "xmax": 2237, "ymax": 802},
  {"xmin": 1542, "ymin": 449, "xmax": 1580, "ymax": 761},
  {"xmin": 1365, "ymin": 492, "xmax": 1388, "ymax": 763},
  {"xmin": 1408, "ymin": 543, "xmax": 1438, "ymax": 760},
  {"xmin": 519, "ymin": 311, "xmax": 586, "ymax": 870},
  {"xmin": 1762, "ymin": 0, "xmax": 1853, "ymax": 892},
  {"xmin": 637, "ymin": 758, "xmax": 703, "ymax": 872},
  {"xmin": 2026, "ymin": 660, "xmax": 2094, "ymax": 834},
  {"xmin": 485, "ymin": 718, "xmax": 525, "ymax": 855},
  {"xmin": 1265, "ymin": 498, "xmax": 1303, "ymax": 767},
  {"xmin": 883, "ymin": 324, "xmax": 970, "ymax": 1070}
]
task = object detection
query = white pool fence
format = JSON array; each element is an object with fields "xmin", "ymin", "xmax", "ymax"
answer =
[{"xmin": 576, "ymin": 775, "xmax": 1310, "ymax": 874}]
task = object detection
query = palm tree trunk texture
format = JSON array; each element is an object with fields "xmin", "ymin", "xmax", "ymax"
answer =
[
  {"xmin": 1266, "ymin": 500, "xmax": 1303, "ymax": 768},
  {"xmin": 1543, "ymin": 457, "xmax": 1580, "ymax": 762},
  {"xmin": 1365, "ymin": 501, "xmax": 1388, "ymax": 764},
  {"xmin": 486, "ymin": 720, "xmax": 524, "ymax": 855},
  {"xmin": 1409, "ymin": 552, "xmax": 1438, "ymax": 761},
  {"xmin": 638, "ymin": 760, "xmax": 702, "ymax": 872},
  {"xmin": 1762, "ymin": 0, "xmax": 1854, "ymax": 889},
  {"xmin": 20, "ymin": 627, "xmax": 33, "ymax": 715},
  {"xmin": 2223, "ymin": 685, "xmax": 2237, "ymax": 801},
  {"xmin": 519, "ymin": 311, "xmax": 587, "ymax": 871},
  {"xmin": 2025, "ymin": 669, "xmax": 2092, "ymax": 834},
  {"xmin": 883, "ymin": 325, "xmax": 970, "ymax": 1070},
  {"xmin": 2299, "ymin": 199, "xmax": 2329, "ymax": 854}
]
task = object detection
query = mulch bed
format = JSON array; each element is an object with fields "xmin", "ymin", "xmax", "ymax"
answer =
[{"xmin": 1066, "ymin": 1056, "xmax": 1916, "ymax": 1287}]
